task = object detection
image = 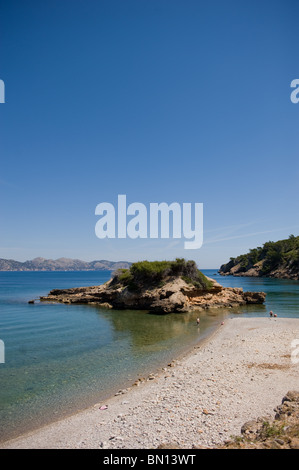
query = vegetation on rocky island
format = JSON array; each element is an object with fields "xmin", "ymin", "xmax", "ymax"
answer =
[
  {"xmin": 112, "ymin": 258, "xmax": 214, "ymax": 291},
  {"xmin": 41, "ymin": 258, "xmax": 266, "ymax": 312}
]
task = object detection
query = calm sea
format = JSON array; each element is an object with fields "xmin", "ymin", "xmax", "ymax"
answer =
[{"xmin": 0, "ymin": 270, "xmax": 299, "ymax": 442}]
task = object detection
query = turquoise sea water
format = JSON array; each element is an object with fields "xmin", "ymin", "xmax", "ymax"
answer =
[{"xmin": 0, "ymin": 270, "xmax": 299, "ymax": 442}]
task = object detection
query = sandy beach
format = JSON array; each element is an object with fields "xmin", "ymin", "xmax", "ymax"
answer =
[{"xmin": 1, "ymin": 317, "xmax": 299, "ymax": 449}]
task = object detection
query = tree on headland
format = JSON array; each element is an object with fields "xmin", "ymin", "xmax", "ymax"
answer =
[{"xmin": 220, "ymin": 235, "xmax": 299, "ymax": 279}]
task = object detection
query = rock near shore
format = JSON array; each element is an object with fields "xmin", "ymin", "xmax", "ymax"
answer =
[
  {"xmin": 40, "ymin": 274, "xmax": 266, "ymax": 313},
  {"xmin": 222, "ymin": 391, "xmax": 299, "ymax": 449}
]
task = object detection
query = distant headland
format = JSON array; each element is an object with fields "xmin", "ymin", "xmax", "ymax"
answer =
[
  {"xmin": 219, "ymin": 235, "xmax": 299, "ymax": 280},
  {"xmin": 0, "ymin": 257, "xmax": 131, "ymax": 272}
]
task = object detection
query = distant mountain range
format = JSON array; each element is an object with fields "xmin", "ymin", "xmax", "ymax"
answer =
[{"xmin": 0, "ymin": 257, "xmax": 131, "ymax": 272}]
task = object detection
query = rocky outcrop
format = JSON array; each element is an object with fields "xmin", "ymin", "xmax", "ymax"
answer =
[
  {"xmin": 220, "ymin": 261, "xmax": 299, "ymax": 280},
  {"xmin": 40, "ymin": 276, "xmax": 266, "ymax": 313},
  {"xmin": 222, "ymin": 391, "xmax": 299, "ymax": 449},
  {"xmin": 219, "ymin": 235, "xmax": 299, "ymax": 280}
]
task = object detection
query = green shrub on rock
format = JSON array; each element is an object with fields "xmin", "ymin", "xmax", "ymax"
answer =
[{"xmin": 112, "ymin": 258, "xmax": 213, "ymax": 291}]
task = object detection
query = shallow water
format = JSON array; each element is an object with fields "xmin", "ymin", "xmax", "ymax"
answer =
[{"xmin": 0, "ymin": 270, "xmax": 298, "ymax": 441}]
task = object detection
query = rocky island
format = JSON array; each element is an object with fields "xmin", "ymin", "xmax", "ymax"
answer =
[
  {"xmin": 40, "ymin": 259, "xmax": 266, "ymax": 313},
  {"xmin": 219, "ymin": 235, "xmax": 299, "ymax": 280}
]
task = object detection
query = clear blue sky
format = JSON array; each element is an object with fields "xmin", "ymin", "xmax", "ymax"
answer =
[{"xmin": 0, "ymin": 0, "xmax": 298, "ymax": 268}]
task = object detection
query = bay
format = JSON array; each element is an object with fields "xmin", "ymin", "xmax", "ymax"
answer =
[{"xmin": 0, "ymin": 269, "xmax": 298, "ymax": 442}]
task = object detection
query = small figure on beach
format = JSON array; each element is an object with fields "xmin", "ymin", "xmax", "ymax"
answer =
[
  {"xmin": 274, "ymin": 313, "xmax": 277, "ymax": 317},
  {"xmin": 196, "ymin": 317, "xmax": 200, "ymax": 325},
  {"xmin": 270, "ymin": 310, "xmax": 273, "ymax": 317}
]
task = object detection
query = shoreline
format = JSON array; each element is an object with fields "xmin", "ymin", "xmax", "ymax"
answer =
[
  {"xmin": 0, "ymin": 318, "xmax": 223, "ymax": 444},
  {"xmin": 1, "ymin": 317, "xmax": 299, "ymax": 449}
]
